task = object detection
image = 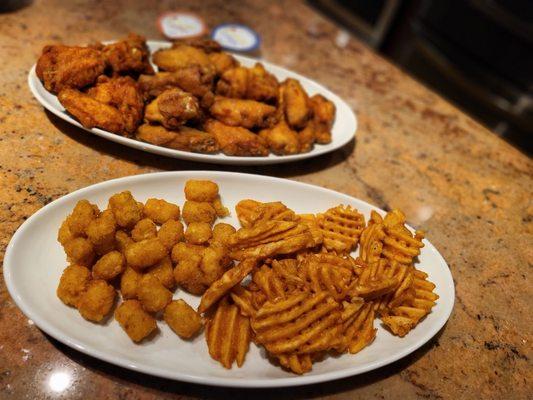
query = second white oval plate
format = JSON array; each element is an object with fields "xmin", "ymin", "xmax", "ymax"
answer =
[
  {"xmin": 4, "ymin": 172, "xmax": 454, "ymax": 388},
  {"xmin": 28, "ymin": 41, "xmax": 357, "ymax": 165}
]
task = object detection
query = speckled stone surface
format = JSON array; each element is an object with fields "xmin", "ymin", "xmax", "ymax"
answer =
[{"xmin": 0, "ymin": 0, "xmax": 531, "ymax": 399}]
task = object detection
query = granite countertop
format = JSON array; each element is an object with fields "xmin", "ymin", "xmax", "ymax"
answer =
[{"xmin": 0, "ymin": 0, "xmax": 531, "ymax": 398}]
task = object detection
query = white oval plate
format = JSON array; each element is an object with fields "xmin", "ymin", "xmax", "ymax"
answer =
[
  {"xmin": 4, "ymin": 172, "xmax": 454, "ymax": 388},
  {"xmin": 28, "ymin": 41, "xmax": 357, "ymax": 165}
]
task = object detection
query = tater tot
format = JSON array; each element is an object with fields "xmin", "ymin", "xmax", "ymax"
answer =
[
  {"xmin": 137, "ymin": 274, "xmax": 173, "ymax": 313},
  {"xmin": 131, "ymin": 218, "xmax": 157, "ymax": 242},
  {"xmin": 86, "ymin": 209, "xmax": 117, "ymax": 255},
  {"xmin": 200, "ymin": 243, "xmax": 232, "ymax": 285},
  {"xmin": 115, "ymin": 230, "xmax": 133, "ymax": 254},
  {"xmin": 108, "ymin": 191, "xmax": 142, "ymax": 229},
  {"xmin": 157, "ymin": 219, "xmax": 184, "ymax": 249},
  {"xmin": 92, "ymin": 251, "xmax": 125, "ymax": 281},
  {"xmin": 143, "ymin": 198, "xmax": 180, "ymax": 225},
  {"xmin": 184, "ymin": 180, "xmax": 219, "ymax": 202},
  {"xmin": 125, "ymin": 238, "xmax": 166, "ymax": 270},
  {"xmin": 146, "ymin": 256, "xmax": 175, "ymax": 290},
  {"xmin": 182, "ymin": 201, "xmax": 216, "ymax": 225},
  {"xmin": 185, "ymin": 222, "xmax": 212, "ymax": 245},
  {"xmin": 64, "ymin": 237, "xmax": 95, "ymax": 267},
  {"xmin": 163, "ymin": 299, "xmax": 203, "ymax": 339},
  {"xmin": 120, "ymin": 266, "xmax": 141, "ymax": 299},
  {"xmin": 77, "ymin": 280, "xmax": 116, "ymax": 322},
  {"xmin": 115, "ymin": 300, "xmax": 157, "ymax": 342},
  {"xmin": 212, "ymin": 223, "xmax": 236, "ymax": 245},
  {"xmin": 212, "ymin": 197, "xmax": 230, "ymax": 218},
  {"xmin": 173, "ymin": 255, "xmax": 207, "ymax": 295},
  {"xmin": 67, "ymin": 200, "xmax": 99, "ymax": 237},
  {"xmin": 56, "ymin": 264, "xmax": 91, "ymax": 307},
  {"xmin": 170, "ymin": 242, "xmax": 204, "ymax": 264},
  {"xmin": 58, "ymin": 219, "xmax": 75, "ymax": 246}
]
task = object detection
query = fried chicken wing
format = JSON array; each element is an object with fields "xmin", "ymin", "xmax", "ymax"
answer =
[
  {"xmin": 208, "ymin": 52, "xmax": 239, "ymax": 76},
  {"xmin": 216, "ymin": 63, "xmax": 279, "ymax": 103},
  {"xmin": 144, "ymin": 88, "xmax": 200, "ymax": 129},
  {"xmin": 174, "ymin": 37, "xmax": 222, "ymax": 53},
  {"xmin": 36, "ymin": 45, "xmax": 106, "ymax": 94},
  {"xmin": 204, "ymin": 119, "xmax": 268, "ymax": 156},
  {"xmin": 138, "ymin": 67, "xmax": 215, "ymax": 100},
  {"xmin": 136, "ymin": 124, "xmax": 219, "ymax": 153},
  {"xmin": 209, "ymin": 96, "xmax": 277, "ymax": 129},
  {"xmin": 281, "ymin": 78, "xmax": 311, "ymax": 129},
  {"xmin": 152, "ymin": 44, "xmax": 215, "ymax": 75},
  {"xmin": 99, "ymin": 33, "xmax": 154, "ymax": 76},
  {"xmin": 59, "ymin": 76, "xmax": 143, "ymax": 136},
  {"xmin": 258, "ymin": 120, "xmax": 300, "ymax": 155},
  {"xmin": 298, "ymin": 121, "xmax": 316, "ymax": 152},
  {"xmin": 309, "ymin": 94, "xmax": 335, "ymax": 144}
]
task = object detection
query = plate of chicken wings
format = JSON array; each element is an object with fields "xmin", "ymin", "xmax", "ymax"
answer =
[{"xmin": 28, "ymin": 34, "xmax": 356, "ymax": 165}]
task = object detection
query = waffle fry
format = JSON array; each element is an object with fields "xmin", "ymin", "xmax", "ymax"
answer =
[
  {"xmin": 353, "ymin": 258, "xmax": 399, "ymax": 300},
  {"xmin": 343, "ymin": 302, "xmax": 376, "ymax": 354},
  {"xmin": 251, "ymin": 291, "xmax": 342, "ymax": 355},
  {"xmin": 205, "ymin": 297, "xmax": 251, "ymax": 368},
  {"xmin": 381, "ymin": 269, "xmax": 438, "ymax": 337},
  {"xmin": 317, "ymin": 205, "xmax": 365, "ymax": 253},
  {"xmin": 277, "ymin": 353, "xmax": 313, "ymax": 375},
  {"xmin": 248, "ymin": 201, "xmax": 297, "ymax": 226},
  {"xmin": 198, "ymin": 258, "xmax": 257, "ymax": 314},
  {"xmin": 229, "ymin": 220, "xmax": 314, "ymax": 260},
  {"xmin": 235, "ymin": 199, "xmax": 262, "ymax": 228},
  {"xmin": 298, "ymin": 214, "xmax": 324, "ymax": 246},
  {"xmin": 230, "ymin": 285, "xmax": 256, "ymax": 317},
  {"xmin": 382, "ymin": 210, "xmax": 425, "ymax": 265}
]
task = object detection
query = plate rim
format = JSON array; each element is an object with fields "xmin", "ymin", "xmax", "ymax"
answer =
[
  {"xmin": 3, "ymin": 171, "xmax": 455, "ymax": 388},
  {"xmin": 28, "ymin": 41, "xmax": 357, "ymax": 166}
]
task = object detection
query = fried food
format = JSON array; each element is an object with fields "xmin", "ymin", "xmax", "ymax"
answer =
[
  {"xmin": 185, "ymin": 222, "xmax": 212, "ymax": 245},
  {"xmin": 135, "ymin": 124, "xmax": 219, "ymax": 153},
  {"xmin": 281, "ymin": 79, "xmax": 311, "ymax": 129},
  {"xmin": 228, "ymin": 220, "xmax": 314, "ymax": 260},
  {"xmin": 108, "ymin": 191, "xmax": 142, "ymax": 229},
  {"xmin": 200, "ymin": 242, "xmax": 233, "ymax": 285},
  {"xmin": 64, "ymin": 237, "xmax": 95, "ymax": 267},
  {"xmin": 92, "ymin": 251, "xmax": 125, "ymax": 281},
  {"xmin": 208, "ymin": 52, "xmax": 239, "ymax": 75},
  {"xmin": 184, "ymin": 180, "xmax": 219, "ymax": 202},
  {"xmin": 120, "ymin": 266, "xmax": 142, "ymax": 299},
  {"xmin": 139, "ymin": 67, "xmax": 215, "ymax": 99},
  {"xmin": 115, "ymin": 230, "xmax": 134, "ymax": 254},
  {"xmin": 298, "ymin": 214, "xmax": 323, "ymax": 246},
  {"xmin": 198, "ymin": 258, "xmax": 257, "ymax": 314},
  {"xmin": 65, "ymin": 200, "xmax": 99, "ymax": 237},
  {"xmin": 204, "ymin": 119, "xmax": 269, "ymax": 157},
  {"xmin": 309, "ymin": 94, "xmax": 335, "ymax": 144},
  {"xmin": 157, "ymin": 219, "xmax": 184, "ymax": 250},
  {"xmin": 172, "ymin": 249, "xmax": 207, "ymax": 295},
  {"xmin": 212, "ymin": 223, "xmax": 236, "ymax": 245},
  {"xmin": 258, "ymin": 120, "xmax": 300, "ymax": 155},
  {"xmin": 317, "ymin": 205, "xmax": 365, "ymax": 253},
  {"xmin": 115, "ymin": 299, "xmax": 157, "ymax": 342},
  {"xmin": 145, "ymin": 256, "xmax": 175, "ymax": 290},
  {"xmin": 143, "ymin": 198, "xmax": 180, "ymax": 225},
  {"xmin": 86, "ymin": 209, "xmax": 116, "ymax": 255},
  {"xmin": 205, "ymin": 297, "xmax": 251, "ymax": 368},
  {"xmin": 57, "ymin": 265, "xmax": 91, "ymax": 307},
  {"xmin": 235, "ymin": 199, "xmax": 262, "ymax": 228},
  {"xmin": 137, "ymin": 274, "xmax": 173, "ymax": 313},
  {"xmin": 77, "ymin": 280, "xmax": 116, "ymax": 322},
  {"xmin": 182, "ymin": 200, "xmax": 217, "ymax": 225},
  {"xmin": 99, "ymin": 33, "xmax": 154, "ymax": 76},
  {"xmin": 153, "ymin": 44, "xmax": 214, "ymax": 74},
  {"xmin": 131, "ymin": 218, "xmax": 157, "ymax": 242},
  {"xmin": 210, "ymin": 97, "xmax": 277, "ymax": 129},
  {"xmin": 164, "ymin": 299, "xmax": 203, "ymax": 339},
  {"xmin": 144, "ymin": 88, "xmax": 200, "ymax": 129},
  {"xmin": 216, "ymin": 64, "xmax": 279, "ymax": 103},
  {"xmin": 125, "ymin": 238, "xmax": 167, "ymax": 270},
  {"xmin": 36, "ymin": 45, "xmax": 106, "ymax": 94}
]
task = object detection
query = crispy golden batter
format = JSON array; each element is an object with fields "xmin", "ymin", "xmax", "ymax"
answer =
[
  {"xmin": 317, "ymin": 205, "xmax": 365, "ymax": 254},
  {"xmin": 235, "ymin": 199, "xmax": 262, "ymax": 228},
  {"xmin": 63, "ymin": 237, "xmax": 95, "ymax": 267},
  {"xmin": 115, "ymin": 300, "xmax": 157, "ymax": 342},
  {"xmin": 184, "ymin": 180, "xmax": 219, "ymax": 202},
  {"xmin": 143, "ymin": 198, "xmax": 180, "ymax": 225},
  {"xmin": 281, "ymin": 79, "xmax": 311, "ymax": 129},
  {"xmin": 205, "ymin": 296, "xmax": 251, "ymax": 368},
  {"xmin": 259, "ymin": 120, "xmax": 300, "ymax": 155},
  {"xmin": 135, "ymin": 124, "xmax": 219, "ymax": 153},
  {"xmin": 144, "ymin": 88, "xmax": 201, "ymax": 129},
  {"xmin": 216, "ymin": 63, "xmax": 279, "ymax": 103},
  {"xmin": 77, "ymin": 280, "xmax": 116, "ymax": 322},
  {"xmin": 210, "ymin": 96, "xmax": 277, "ymax": 129},
  {"xmin": 36, "ymin": 45, "xmax": 106, "ymax": 93},
  {"xmin": 164, "ymin": 299, "xmax": 203, "ymax": 339},
  {"xmin": 131, "ymin": 218, "xmax": 157, "ymax": 242},
  {"xmin": 157, "ymin": 219, "xmax": 184, "ymax": 250},
  {"xmin": 139, "ymin": 67, "xmax": 215, "ymax": 100},
  {"xmin": 208, "ymin": 52, "xmax": 239, "ymax": 75},
  {"xmin": 108, "ymin": 191, "xmax": 142, "ymax": 229},
  {"xmin": 204, "ymin": 119, "xmax": 268, "ymax": 157},
  {"xmin": 153, "ymin": 44, "xmax": 214, "ymax": 74},
  {"xmin": 309, "ymin": 94, "xmax": 335, "ymax": 144},
  {"xmin": 57, "ymin": 265, "xmax": 91, "ymax": 307},
  {"xmin": 92, "ymin": 251, "xmax": 125, "ymax": 281},
  {"xmin": 137, "ymin": 274, "xmax": 173, "ymax": 313},
  {"xmin": 99, "ymin": 33, "xmax": 154, "ymax": 76}
]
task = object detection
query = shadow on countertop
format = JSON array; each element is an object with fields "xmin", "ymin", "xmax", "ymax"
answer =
[
  {"xmin": 45, "ymin": 326, "xmax": 445, "ymax": 400},
  {"xmin": 46, "ymin": 110, "xmax": 356, "ymax": 180}
]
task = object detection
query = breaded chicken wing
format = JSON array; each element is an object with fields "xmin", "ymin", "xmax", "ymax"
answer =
[
  {"xmin": 144, "ymin": 88, "xmax": 200, "ymax": 129},
  {"xmin": 138, "ymin": 67, "xmax": 214, "ymax": 100},
  {"xmin": 204, "ymin": 119, "xmax": 268, "ymax": 156},
  {"xmin": 258, "ymin": 120, "xmax": 300, "ymax": 155},
  {"xmin": 209, "ymin": 96, "xmax": 277, "ymax": 129},
  {"xmin": 58, "ymin": 76, "xmax": 143, "ymax": 136},
  {"xmin": 136, "ymin": 124, "xmax": 219, "ymax": 153},
  {"xmin": 280, "ymin": 78, "xmax": 311, "ymax": 129},
  {"xmin": 36, "ymin": 45, "xmax": 106, "ymax": 94},
  {"xmin": 208, "ymin": 52, "xmax": 239, "ymax": 76},
  {"xmin": 152, "ymin": 44, "xmax": 215, "ymax": 75},
  {"xmin": 216, "ymin": 63, "xmax": 278, "ymax": 103},
  {"xmin": 309, "ymin": 94, "xmax": 335, "ymax": 144},
  {"xmin": 98, "ymin": 33, "xmax": 154, "ymax": 76}
]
